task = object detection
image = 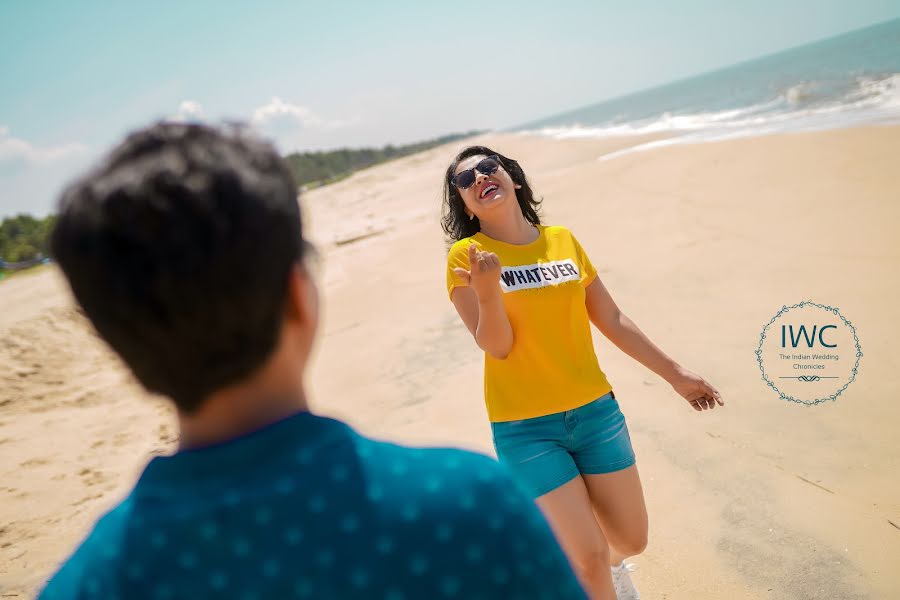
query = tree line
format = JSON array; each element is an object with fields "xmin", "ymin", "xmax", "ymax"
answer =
[
  {"xmin": 0, "ymin": 214, "xmax": 56, "ymax": 264},
  {"xmin": 284, "ymin": 131, "xmax": 480, "ymax": 188},
  {"xmin": 1, "ymin": 131, "xmax": 480, "ymax": 267}
]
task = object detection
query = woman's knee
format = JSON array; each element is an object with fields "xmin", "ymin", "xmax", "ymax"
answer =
[
  {"xmin": 612, "ymin": 530, "xmax": 648, "ymax": 557},
  {"xmin": 570, "ymin": 540, "xmax": 611, "ymax": 578}
]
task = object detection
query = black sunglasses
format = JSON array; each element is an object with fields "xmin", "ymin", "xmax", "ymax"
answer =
[{"xmin": 451, "ymin": 155, "xmax": 501, "ymax": 190}]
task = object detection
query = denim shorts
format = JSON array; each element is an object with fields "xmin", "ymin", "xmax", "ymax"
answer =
[{"xmin": 490, "ymin": 391, "xmax": 636, "ymax": 498}]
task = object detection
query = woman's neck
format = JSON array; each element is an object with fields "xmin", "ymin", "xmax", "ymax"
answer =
[{"xmin": 479, "ymin": 213, "xmax": 539, "ymax": 245}]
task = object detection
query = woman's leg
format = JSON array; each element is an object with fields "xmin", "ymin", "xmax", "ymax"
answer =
[
  {"xmin": 491, "ymin": 411, "xmax": 621, "ymax": 597},
  {"xmin": 568, "ymin": 393, "xmax": 648, "ymax": 566},
  {"xmin": 534, "ymin": 475, "xmax": 617, "ymax": 600},
  {"xmin": 583, "ymin": 465, "xmax": 649, "ymax": 566}
]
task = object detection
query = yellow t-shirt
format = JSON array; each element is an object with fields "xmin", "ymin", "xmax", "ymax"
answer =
[{"xmin": 446, "ymin": 224, "xmax": 613, "ymax": 422}]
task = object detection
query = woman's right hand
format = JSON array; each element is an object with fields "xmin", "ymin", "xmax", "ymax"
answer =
[
  {"xmin": 451, "ymin": 244, "xmax": 513, "ymax": 359},
  {"xmin": 453, "ymin": 243, "xmax": 502, "ymax": 300}
]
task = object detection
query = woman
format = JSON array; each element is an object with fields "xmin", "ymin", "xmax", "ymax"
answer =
[{"xmin": 442, "ymin": 146, "xmax": 723, "ymax": 600}]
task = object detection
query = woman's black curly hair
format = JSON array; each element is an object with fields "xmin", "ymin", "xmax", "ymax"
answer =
[{"xmin": 441, "ymin": 145, "xmax": 542, "ymax": 244}]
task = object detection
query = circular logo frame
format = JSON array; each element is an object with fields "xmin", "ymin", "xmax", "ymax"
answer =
[{"xmin": 755, "ymin": 300, "xmax": 862, "ymax": 406}]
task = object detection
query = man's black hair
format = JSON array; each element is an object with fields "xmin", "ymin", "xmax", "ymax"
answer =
[{"xmin": 51, "ymin": 122, "xmax": 306, "ymax": 413}]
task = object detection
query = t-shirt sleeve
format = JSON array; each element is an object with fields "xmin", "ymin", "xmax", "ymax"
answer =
[
  {"xmin": 570, "ymin": 231, "xmax": 597, "ymax": 287},
  {"xmin": 37, "ymin": 507, "xmax": 125, "ymax": 600},
  {"xmin": 38, "ymin": 557, "xmax": 84, "ymax": 600},
  {"xmin": 469, "ymin": 458, "xmax": 588, "ymax": 599},
  {"xmin": 446, "ymin": 239, "xmax": 477, "ymax": 300}
]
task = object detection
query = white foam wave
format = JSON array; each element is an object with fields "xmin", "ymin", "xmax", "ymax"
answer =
[{"xmin": 521, "ymin": 73, "xmax": 900, "ymax": 155}]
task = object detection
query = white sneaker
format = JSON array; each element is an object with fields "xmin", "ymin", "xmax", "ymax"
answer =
[{"xmin": 611, "ymin": 562, "xmax": 641, "ymax": 600}]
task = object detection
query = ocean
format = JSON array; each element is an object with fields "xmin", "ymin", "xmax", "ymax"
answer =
[{"xmin": 514, "ymin": 17, "xmax": 900, "ymax": 157}]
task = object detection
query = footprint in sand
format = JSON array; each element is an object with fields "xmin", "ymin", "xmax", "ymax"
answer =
[
  {"xmin": 78, "ymin": 468, "xmax": 108, "ymax": 487},
  {"xmin": 72, "ymin": 492, "xmax": 105, "ymax": 507},
  {"xmin": 156, "ymin": 423, "xmax": 177, "ymax": 444}
]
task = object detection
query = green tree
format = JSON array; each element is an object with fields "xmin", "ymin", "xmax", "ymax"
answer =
[
  {"xmin": 284, "ymin": 131, "xmax": 481, "ymax": 189},
  {"xmin": 0, "ymin": 130, "xmax": 479, "ymax": 271},
  {"xmin": 0, "ymin": 214, "xmax": 55, "ymax": 263}
]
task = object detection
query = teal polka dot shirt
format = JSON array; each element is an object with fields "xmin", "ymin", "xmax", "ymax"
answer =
[{"xmin": 39, "ymin": 412, "xmax": 585, "ymax": 599}]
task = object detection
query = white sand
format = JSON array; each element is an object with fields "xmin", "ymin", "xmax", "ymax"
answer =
[{"xmin": 2, "ymin": 126, "xmax": 899, "ymax": 599}]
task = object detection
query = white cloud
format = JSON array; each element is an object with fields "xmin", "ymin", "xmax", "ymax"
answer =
[
  {"xmin": 0, "ymin": 126, "xmax": 93, "ymax": 216},
  {"xmin": 249, "ymin": 97, "xmax": 355, "ymax": 152},
  {"xmin": 160, "ymin": 97, "xmax": 355, "ymax": 152},
  {"xmin": 251, "ymin": 97, "xmax": 325, "ymax": 128},
  {"xmin": 0, "ymin": 125, "xmax": 88, "ymax": 168},
  {"xmin": 1, "ymin": 95, "xmax": 362, "ymax": 215},
  {"xmin": 167, "ymin": 100, "xmax": 207, "ymax": 123}
]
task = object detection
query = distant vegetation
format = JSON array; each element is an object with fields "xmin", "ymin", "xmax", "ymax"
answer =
[
  {"xmin": 1, "ymin": 131, "xmax": 480, "ymax": 273},
  {"xmin": 0, "ymin": 214, "xmax": 56, "ymax": 264},
  {"xmin": 284, "ymin": 131, "xmax": 481, "ymax": 189}
]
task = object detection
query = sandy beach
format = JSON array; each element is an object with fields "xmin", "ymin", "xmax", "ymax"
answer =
[{"xmin": 2, "ymin": 125, "xmax": 899, "ymax": 599}]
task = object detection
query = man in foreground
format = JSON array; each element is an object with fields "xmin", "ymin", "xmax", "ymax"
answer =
[{"xmin": 40, "ymin": 122, "xmax": 586, "ymax": 599}]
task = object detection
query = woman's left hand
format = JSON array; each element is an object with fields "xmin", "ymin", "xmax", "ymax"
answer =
[{"xmin": 669, "ymin": 367, "xmax": 723, "ymax": 411}]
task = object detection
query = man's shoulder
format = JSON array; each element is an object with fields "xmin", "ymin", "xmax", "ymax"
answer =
[
  {"xmin": 350, "ymin": 439, "xmax": 537, "ymax": 544},
  {"xmin": 38, "ymin": 499, "xmax": 133, "ymax": 598},
  {"xmin": 358, "ymin": 436, "xmax": 508, "ymax": 482},
  {"xmin": 354, "ymin": 437, "xmax": 521, "ymax": 506}
]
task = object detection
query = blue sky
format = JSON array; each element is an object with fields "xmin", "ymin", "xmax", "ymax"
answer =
[{"xmin": 2, "ymin": 0, "xmax": 899, "ymax": 216}]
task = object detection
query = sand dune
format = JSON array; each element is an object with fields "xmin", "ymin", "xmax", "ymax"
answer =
[{"xmin": 1, "ymin": 126, "xmax": 898, "ymax": 598}]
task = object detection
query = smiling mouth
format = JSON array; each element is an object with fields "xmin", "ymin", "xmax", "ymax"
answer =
[{"xmin": 480, "ymin": 183, "xmax": 499, "ymax": 199}]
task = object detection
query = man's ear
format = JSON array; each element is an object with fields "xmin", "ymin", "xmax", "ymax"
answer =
[{"xmin": 285, "ymin": 263, "xmax": 317, "ymax": 326}]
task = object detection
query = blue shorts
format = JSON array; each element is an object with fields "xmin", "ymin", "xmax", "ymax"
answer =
[{"xmin": 490, "ymin": 391, "xmax": 636, "ymax": 498}]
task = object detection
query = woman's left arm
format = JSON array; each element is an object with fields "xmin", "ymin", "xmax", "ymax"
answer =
[{"xmin": 585, "ymin": 277, "xmax": 724, "ymax": 411}]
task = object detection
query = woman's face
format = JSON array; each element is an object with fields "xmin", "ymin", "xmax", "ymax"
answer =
[{"xmin": 452, "ymin": 154, "xmax": 519, "ymax": 219}]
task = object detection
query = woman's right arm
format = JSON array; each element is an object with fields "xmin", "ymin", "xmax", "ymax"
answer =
[{"xmin": 450, "ymin": 244, "xmax": 513, "ymax": 359}]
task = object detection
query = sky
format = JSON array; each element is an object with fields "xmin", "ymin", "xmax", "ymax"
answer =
[{"xmin": 2, "ymin": 0, "xmax": 899, "ymax": 217}]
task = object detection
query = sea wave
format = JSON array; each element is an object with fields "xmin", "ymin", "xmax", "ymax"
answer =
[{"xmin": 519, "ymin": 73, "xmax": 900, "ymax": 150}]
